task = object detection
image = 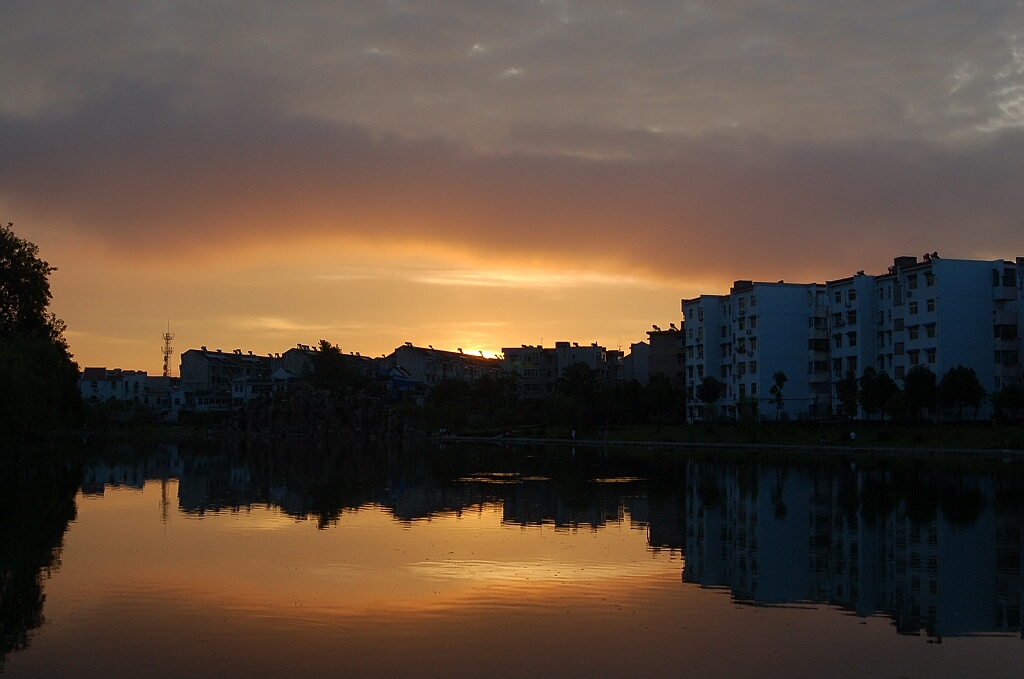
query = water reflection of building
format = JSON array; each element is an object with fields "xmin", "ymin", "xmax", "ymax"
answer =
[{"xmin": 684, "ymin": 460, "xmax": 1024, "ymax": 638}]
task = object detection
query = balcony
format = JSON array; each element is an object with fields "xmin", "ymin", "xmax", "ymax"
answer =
[{"xmin": 994, "ymin": 286, "xmax": 1018, "ymax": 301}]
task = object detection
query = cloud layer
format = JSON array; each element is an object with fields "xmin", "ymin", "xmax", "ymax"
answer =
[
  {"xmin": 2, "ymin": 80, "xmax": 1022, "ymax": 284},
  {"xmin": 2, "ymin": 2, "xmax": 1022, "ymax": 370}
]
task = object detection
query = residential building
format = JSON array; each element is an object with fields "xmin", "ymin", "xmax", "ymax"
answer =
[
  {"xmin": 502, "ymin": 341, "xmax": 617, "ymax": 398},
  {"xmin": 80, "ymin": 367, "xmax": 148, "ymax": 404},
  {"xmin": 828, "ymin": 255, "xmax": 1023, "ymax": 416},
  {"xmin": 647, "ymin": 324, "xmax": 686, "ymax": 388},
  {"xmin": 179, "ymin": 347, "xmax": 274, "ymax": 410},
  {"xmin": 382, "ymin": 343, "xmax": 503, "ymax": 389},
  {"xmin": 683, "ymin": 281, "xmax": 828, "ymax": 420}
]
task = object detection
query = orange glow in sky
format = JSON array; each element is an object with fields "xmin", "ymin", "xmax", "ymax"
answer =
[{"xmin": 2, "ymin": 3, "xmax": 1022, "ymax": 372}]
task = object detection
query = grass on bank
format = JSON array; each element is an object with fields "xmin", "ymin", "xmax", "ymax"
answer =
[{"xmin": 499, "ymin": 420, "xmax": 1024, "ymax": 452}]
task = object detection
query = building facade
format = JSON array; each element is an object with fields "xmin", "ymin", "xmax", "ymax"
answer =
[
  {"xmin": 683, "ymin": 281, "xmax": 829, "ymax": 420},
  {"xmin": 684, "ymin": 254, "xmax": 1024, "ymax": 420}
]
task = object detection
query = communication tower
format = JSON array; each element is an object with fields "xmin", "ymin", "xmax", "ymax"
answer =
[{"xmin": 161, "ymin": 325, "xmax": 175, "ymax": 378}]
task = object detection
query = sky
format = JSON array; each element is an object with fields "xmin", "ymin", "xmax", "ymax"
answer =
[{"xmin": 2, "ymin": 1, "xmax": 1023, "ymax": 374}]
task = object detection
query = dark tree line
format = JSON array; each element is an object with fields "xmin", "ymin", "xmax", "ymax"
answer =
[
  {"xmin": 0, "ymin": 223, "xmax": 81, "ymax": 451},
  {"xmin": 837, "ymin": 364, "xmax": 1007, "ymax": 422},
  {"xmin": 416, "ymin": 362, "xmax": 686, "ymax": 434}
]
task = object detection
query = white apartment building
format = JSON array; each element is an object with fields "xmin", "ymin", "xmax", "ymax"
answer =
[
  {"xmin": 827, "ymin": 255, "xmax": 1023, "ymax": 416},
  {"xmin": 682, "ymin": 281, "xmax": 829, "ymax": 421}
]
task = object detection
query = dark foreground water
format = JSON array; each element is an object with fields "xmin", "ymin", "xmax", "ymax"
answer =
[{"xmin": 2, "ymin": 441, "xmax": 1023, "ymax": 678}]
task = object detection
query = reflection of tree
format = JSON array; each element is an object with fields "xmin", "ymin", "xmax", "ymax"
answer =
[{"xmin": 0, "ymin": 458, "xmax": 81, "ymax": 669}]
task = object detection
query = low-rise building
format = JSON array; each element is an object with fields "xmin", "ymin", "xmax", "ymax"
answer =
[{"xmin": 502, "ymin": 341, "xmax": 617, "ymax": 398}]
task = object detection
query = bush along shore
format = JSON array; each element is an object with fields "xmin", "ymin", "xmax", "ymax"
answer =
[{"xmin": 214, "ymin": 382, "xmax": 409, "ymax": 447}]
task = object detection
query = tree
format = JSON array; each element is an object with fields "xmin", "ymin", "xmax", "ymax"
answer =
[
  {"xmin": 902, "ymin": 365, "xmax": 937, "ymax": 421},
  {"xmin": 938, "ymin": 365, "xmax": 987, "ymax": 421},
  {"xmin": 836, "ymin": 370, "xmax": 859, "ymax": 418},
  {"xmin": 769, "ymin": 371, "xmax": 787, "ymax": 419},
  {"xmin": 0, "ymin": 222, "xmax": 58, "ymax": 339},
  {"xmin": 991, "ymin": 383, "xmax": 1024, "ymax": 421},
  {"xmin": 859, "ymin": 367, "xmax": 899, "ymax": 420},
  {"xmin": 1, "ymin": 223, "xmax": 81, "ymax": 446},
  {"xmin": 695, "ymin": 376, "xmax": 724, "ymax": 420},
  {"xmin": 309, "ymin": 339, "xmax": 379, "ymax": 395}
]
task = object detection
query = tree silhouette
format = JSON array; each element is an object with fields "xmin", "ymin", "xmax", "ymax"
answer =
[
  {"xmin": 769, "ymin": 371, "xmax": 787, "ymax": 419},
  {"xmin": 859, "ymin": 367, "xmax": 899, "ymax": 420},
  {"xmin": 938, "ymin": 365, "xmax": 987, "ymax": 421},
  {"xmin": 0, "ymin": 223, "xmax": 81, "ymax": 447},
  {"xmin": 836, "ymin": 370, "xmax": 859, "ymax": 418},
  {"xmin": 696, "ymin": 376, "xmax": 724, "ymax": 420},
  {"xmin": 902, "ymin": 365, "xmax": 937, "ymax": 421}
]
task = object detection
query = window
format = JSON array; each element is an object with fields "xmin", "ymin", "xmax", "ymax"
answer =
[
  {"xmin": 909, "ymin": 351, "xmax": 919, "ymax": 366},
  {"xmin": 895, "ymin": 342, "xmax": 905, "ymax": 355},
  {"xmin": 895, "ymin": 318, "xmax": 904, "ymax": 331},
  {"xmin": 687, "ymin": 366, "xmax": 694, "ymax": 378},
  {"xmin": 721, "ymin": 325, "xmax": 727, "ymax": 338},
  {"xmin": 926, "ymin": 349, "xmax": 936, "ymax": 364},
  {"xmin": 751, "ymin": 295, "xmax": 757, "ymax": 307},
  {"xmin": 878, "ymin": 288, "xmax": 885, "ymax": 301},
  {"xmin": 926, "ymin": 324, "xmax": 936, "ymax": 338},
  {"xmin": 750, "ymin": 338, "xmax": 757, "ymax": 351},
  {"xmin": 697, "ymin": 365, "xmax": 704, "ymax": 378},
  {"xmin": 846, "ymin": 356, "xmax": 858, "ymax": 372},
  {"xmin": 848, "ymin": 332, "xmax": 857, "ymax": 347},
  {"xmin": 687, "ymin": 328, "xmax": 693, "ymax": 339},
  {"xmin": 751, "ymin": 383, "xmax": 757, "ymax": 395},
  {"xmin": 926, "ymin": 298, "xmax": 935, "ymax": 313},
  {"xmin": 739, "ymin": 384, "xmax": 746, "ymax": 397},
  {"xmin": 739, "ymin": 297, "xmax": 746, "ymax": 311},
  {"xmin": 750, "ymin": 360, "xmax": 757, "ymax": 374},
  {"xmin": 925, "ymin": 272, "xmax": 935, "ymax": 287},
  {"xmin": 909, "ymin": 326, "xmax": 919, "ymax": 340},
  {"xmin": 847, "ymin": 310, "xmax": 857, "ymax": 324},
  {"xmin": 749, "ymin": 316, "xmax": 757, "ymax": 329},
  {"xmin": 909, "ymin": 301, "xmax": 918, "ymax": 315},
  {"xmin": 834, "ymin": 334, "xmax": 842, "ymax": 349},
  {"xmin": 738, "ymin": 317, "xmax": 746, "ymax": 330},
  {"xmin": 848, "ymin": 289, "xmax": 857, "ymax": 302},
  {"xmin": 908, "ymin": 275, "xmax": 918, "ymax": 290},
  {"xmin": 834, "ymin": 291, "xmax": 842, "ymax": 303},
  {"xmin": 878, "ymin": 311, "xmax": 885, "ymax": 324}
]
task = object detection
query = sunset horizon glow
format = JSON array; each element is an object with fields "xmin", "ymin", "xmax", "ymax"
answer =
[{"xmin": 2, "ymin": 3, "xmax": 1021, "ymax": 374}]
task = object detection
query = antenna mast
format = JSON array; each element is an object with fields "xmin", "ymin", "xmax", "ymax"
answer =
[{"xmin": 162, "ymin": 324, "xmax": 175, "ymax": 378}]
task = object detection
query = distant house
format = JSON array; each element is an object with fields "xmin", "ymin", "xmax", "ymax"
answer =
[
  {"xmin": 79, "ymin": 367, "xmax": 147, "ymax": 404},
  {"xmin": 647, "ymin": 325, "xmax": 685, "ymax": 388},
  {"xmin": 382, "ymin": 344, "xmax": 503, "ymax": 390},
  {"xmin": 179, "ymin": 347, "xmax": 273, "ymax": 410},
  {"xmin": 501, "ymin": 341, "xmax": 617, "ymax": 398}
]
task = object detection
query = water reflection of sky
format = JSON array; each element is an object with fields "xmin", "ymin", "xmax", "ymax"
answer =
[{"xmin": 6, "ymin": 451, "xmax": 1024, "ymax": 678}]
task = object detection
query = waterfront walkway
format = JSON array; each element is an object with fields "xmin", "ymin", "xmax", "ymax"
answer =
[{"xmin": 436, "ymin": 435, "xmax": 1024, "ymax": 461}]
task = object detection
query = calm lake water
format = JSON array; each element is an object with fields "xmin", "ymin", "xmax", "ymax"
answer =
[{"xmin": 2, "ymin": 441, "xmax": 1023, "ymax": 678}]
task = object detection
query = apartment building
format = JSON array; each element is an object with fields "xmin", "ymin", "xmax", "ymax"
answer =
[
  {"xmin": 647, "ymin": 325, "xmax": 686, "ymax": 388},
  {"xmin": 827, "ymin": 255, "xmax": 1023, "ymax": 416},
  {"xmin": 682, "ymin": 281, "xmax": 829, "ymax": 420},
  {"xmin": 502, "ymin": 341, "xmax": 615, "ymax": 398}
]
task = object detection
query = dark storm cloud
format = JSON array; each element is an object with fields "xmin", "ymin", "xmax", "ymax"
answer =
[{"xmin": 2, "ymin": 81, "xmax": 1021, "ymax": 281}]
